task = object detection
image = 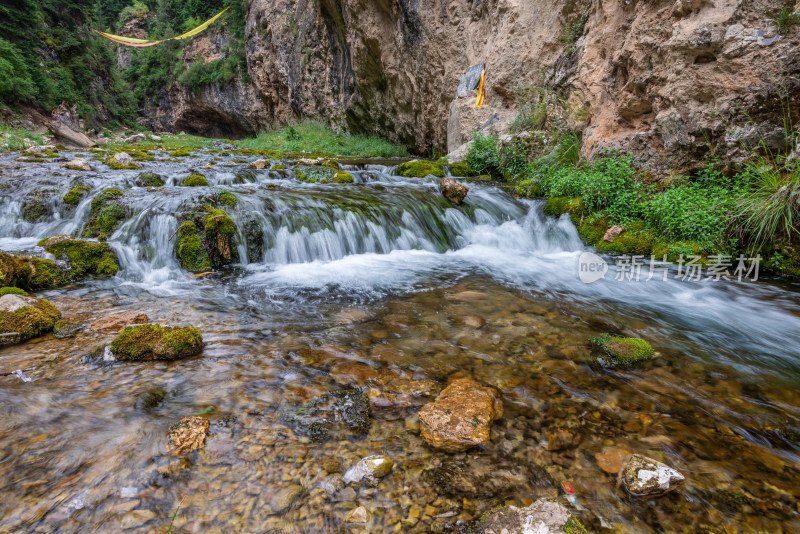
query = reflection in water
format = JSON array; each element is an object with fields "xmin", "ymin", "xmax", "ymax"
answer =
[{"xmin": 0, "ymin": 147, "xmax": 798, "ymax": 533}]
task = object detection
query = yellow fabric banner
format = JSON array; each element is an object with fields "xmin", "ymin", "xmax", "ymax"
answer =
[{"xmin": 94, "ymin": 8, "xmax": 229, "ymax": 48}]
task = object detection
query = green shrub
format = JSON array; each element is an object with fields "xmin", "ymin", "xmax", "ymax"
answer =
[
  {"xmin": 645, "ymin": 182, "xmax": 735, "ymax": 246},
  {"xmin": 466, "ymin": 133, "xmax": 502, "ymax": 177},
  {"xmin": 772, "ymin": 4, "xmax": 800, "ymax": 34}
]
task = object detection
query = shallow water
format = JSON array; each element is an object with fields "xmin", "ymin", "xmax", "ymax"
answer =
[{"xmin": 0, "ymin": 146, "xmax": 799, "ymax": 533}]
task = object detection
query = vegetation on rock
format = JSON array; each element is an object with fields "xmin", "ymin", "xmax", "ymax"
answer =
[
  {"xmin": 63, "ymin": 185, "xmax": 91, "ymax": 206},
  {"xmin": 333, "ymin": 171, "xmax": 355, "ymax": 183},
  {"xmin": 38, "ymin": 237, "xmax": 119, "ymax": 277},
  {"xmin": 83, "ymin": 188, "xmax": 126, "ymax": 238},
  {"xmin": 182, "ymin": 173, "xmax": 209, "ymax": 187},
  {"xmin": 593, "ymin": 334, "xmax": 655, "ymax": 365},
  {"xmin": 136, "ymin": 172, "xmax": 165, "ymax": 187},
  {"xmin": 0, "ymin": 294, "xmax": 61, "ymax": 344},
  {"xmin": 110, "ymin": 324, "xmax": 204, "ymax": 361},
  {"xmin": 176, "ymin": 221, "xmax": 210, "ymax": 272},
  {"xmin": 395, "ymin": 160, "xmax": 445, "ymax": 178},
  {"xmin": 0, "ymin": 287, "xmax": 28, "ymax": 296}
]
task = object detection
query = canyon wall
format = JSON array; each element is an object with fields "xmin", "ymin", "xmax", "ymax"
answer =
[{"xmin": 156, "ymin": 0, "xmax": 800, "ymax": 171}]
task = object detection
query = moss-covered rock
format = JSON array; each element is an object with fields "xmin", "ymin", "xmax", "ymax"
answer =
[
  {"xmin": 83, "ymin": 188, "xmax": 126, "ymax": 238},
  {"xmin": 595, "ymin": 220, "xmax": 655, "ymax": 255},
  {"xmin": 543, "ymin": 197, "xmax": 587, "ymax": 220},
  {"xmin": 182, "ymin": 174, "xmax": 208, "ymax": 187},
  {"xmin": 449, "ymin": 162, "xmax": 474, "ymax": 177},
  {"xmin": 395, "ymin": 160, "xmax": 445, "ymax": 178},
  {"xmin": 38, "ymin": 237, "xmax": 119, "ymax": 278},
  {"xmin": 204, "ymin": 208, "xmax": 237, "ymax": 267},
  {"xmin": 0, "ymin": 287, "xmax": 27, "ymax": 296},
  {"xmin": 136, "ymin": 172, "xmax": 165, "ymax": 187},
  {"xmin": 215, "ymin": 190, "xmax": 237, "ymax": 207},
  {"xmin": 272, "ymin": 164, "xmax": 287, "ymax": 170},
  {"xmin": 0, "ymin": 294, "xmax": 61, "ymax": 344},
  {"xmin": 109, "ymin": 324, "xmax": 204, "ymax": 361},
  {"xmin": 170, "ymin": 149, "xmax": 192, "ymax": 157},
  {"xmin": 593, "ymin": 334, "xmax": 655, "ymax": 365},
  {"xmin": 0, "ymin": 250, "xmax": 67, "ymax": 291},
  {"xmin": 21, "ymin": 198, "xmax": 48, "ymax": 223},
  {"xmin": 333, "ymin": 171, "xmax": 355, "ymax": 183},
  {"xmin": 177, "ymin": 221, "xmax": 211, "ymax": 272},
  {"xmin": 63, "ymin": 185, "xmax": 90, "ymax": 206}
]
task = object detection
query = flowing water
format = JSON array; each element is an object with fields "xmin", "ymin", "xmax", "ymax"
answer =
[{"xmin": 0, "ymin": 146, "xmax": 799, "ymax": 533}]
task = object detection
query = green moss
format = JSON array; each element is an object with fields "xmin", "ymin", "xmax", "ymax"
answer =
[
  {"xmin": 449, "ymin": 162, "xmax": 474, "ymax": 177},
  {"xmin": 332, "ymin": 171, "xmax": 354, "ymax": 183},
  {"xmin": 215, "ymin": 190, "xmax": 237, "ymax": 207},
  {"xmin": 1, "ymin": 250, "xmax": 67, "ymax": 290},
  {"xmin": 272, "ymin": 164, "xmax": 287, "ymax": 170},
  {"xmin": 296, "ymin": 171, "xmax": 307, "ymax": 181},
  {"xmin": 136, "ymin": 172, "xmax": 165, "ymax": 187},
  {"xmin": 204, "ymin": 209, "xmax": 236, "ymax": 238},
  {"xmin": 39, "ymin": 238, "xmax": 119, "ymax": 277},
  {"xmin": 0, "ymin": 296, "xmax": 61, "ymax": 343},
  {"xmin": 595, "ymin": 220, "xmax": 655, "ymax": 255},
  {"xmin": 110, "ymin": 324, "xmax": 204, "ymax": 361},
  {"xmin": 83, "ymin": 189, "xmax": 126, "ymax": 238},
  {"xmin": 105, "ymin": 159, "xmax": 140, "ymax": 170},
  {"xmin": 44, "ymin": 150, "xmax": 60, "ymax": 159},
  {"xmin": 63, "ymin": 185, "xmax": 91, "ymax": 206},
  {"xmin": 593, "ymin": 334, "xmax": 655, "ymax": 365},
  {"xmin": 395, "ymin": 160, "xmax": 445, "ymax": 178},
  {"xmin": 564, "ymin": 516, "xmax": 589, "ymax": 534},
  {"xmin": 182, "ymin": 174, "xmax": 209, "ymax": 187},
  {"xmin": 577, "ymin": 214, "xmax": 609, "ymax": 244},
  {"xmin": 321, "ymin": 159, "xmax": 339, "ymax": 170},
  {"xmin": 543, "ymin": 197, "xmax": 587, "ymax": 219},
  {"xmin": 21, "ymin": 199, "xmax": 48, "ymax": 223},
  {"xmin": 0, "ymin": 287, "xmax": 27, "ymax": 296},
  {"xmin": 170, "ymin": 149, "xmax": 192, "ymax": 157},
  {"xmin": 177, "ymin": 221, "xmax": 210, "ymax": 272}
]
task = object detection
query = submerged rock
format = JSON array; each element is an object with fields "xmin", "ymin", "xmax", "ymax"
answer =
[
  {"xmin": 0, "ymin": 294, "xmax": 61, "ymax": 344},
  {"xmin": 270, "ymin": 484, "xmax": 304, "ymax": 513},
  {"xmin": 478, "ymin": 499, "xmax": 583, "ymax": 534},
  {"xmin": 109, "ymin": 324, "xmax": 204, "ymax": 361},
  {"xmin": 594, "ymin": 334, "xmax": 655, "ymax": 365},
  {"xmin": 345, "ymin": 506, "xmax": 369, "ymax": 524},
  {"xmin": 136, "ymin": 172, "xmax": 165, "ymax": 187},
  {"xmin": 167, "ymin": 416, "xmax": 210, "ymax": 456},
  {"xmin": 620, "ymin": 453, "xmax": 684, "ymax": 497},
  {"xmin": 429, "ymin": 454, "xmax": 547, "ymax": 499},
  {"xmin": 89, "ymin": 311, "xmax": 150, "ymax": 332},
  {"xmin": 182, "ymin": 173, "xmax": 208, "ymax": 187},
  {"xmin": 343, "ymin": 455, "xmax": 393, "ymax": 485},
  {"xmin": 595, "ymin": 446, "xmax": 632, "ymax": 475},
  {"xmin": 440, "ymin": 177, "xmax": 469, "ymax": 205},
  {"xmin": 418, "ymin": 377, "xmax": 503, "ymax": 452}
]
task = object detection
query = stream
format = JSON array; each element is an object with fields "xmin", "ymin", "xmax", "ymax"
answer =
[{"xmin": 1, "ymin": 145, "xmax": 799, "ymax": 533}]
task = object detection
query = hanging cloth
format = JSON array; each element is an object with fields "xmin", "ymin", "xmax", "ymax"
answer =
[
  {"xmin": 93, "ymin": 7, "xmax": 229, "ymax": 48},
  {"xmin": 474, "ymin": 68, "xmax": 485, "ymax": 108}
]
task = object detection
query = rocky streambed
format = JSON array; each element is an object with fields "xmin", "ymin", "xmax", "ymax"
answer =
[{"xmin": 0, "ymin": 144, "xmax": 799, "ymax": 533}]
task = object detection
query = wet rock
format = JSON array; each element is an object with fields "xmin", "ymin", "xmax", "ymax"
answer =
[
  {"xmin": 82, "ymin": 188, "xmax": 127, "ymax": 238},
  {"xmin": 464, "ymin": 315, "xmax": 485, "ymax": 328},
  {"xmin": 0, "ymin": 249, "xmax": 68, "ymax": 290},
  {"xmin": 0, "ymin": 294, "xmax": 61, "ymax": 345},
  {"xmin": 335, "ymin": 308, "xmax": 369, "ymax": 325},
  {"xmin": 446, "ymin": 290, "xmax": 487, "ymax": 302},
  {"xmin": 136, "ymin": 172, "xmax": 164, "ymax": 187},
  {"xmin": 64, "ymin": 158, "xmax": 92, "ymax": 171},
  {"xmin": 595, "ymin": 446, "xmax": 632, "ymax": 474},
  {"xmin": 603, "ymin": 225, "xmax": 626, "ymax": 242},
  {"xmin": 124, "ymin": 133, "xmax": 146, "ymax": 144},
  {"xmin": 270, "ymin": 484, "xmax": 303, "ymax": 513},
  {"xmin": 620, "ymin": 454, "xmax": 685, "ymax": 497},
  {"xmin": 38, "ymin": 237, "xmax": 119, "ymax": 278},
  {"xmin": 440, "ymin": 177, "xmax": 469, "ymax": 205},
  {"xmin": 90, "ymin": 312, "xmax": 151, "ymax": 332},
  {"xmin": 345, "ymin": 505, "xmax": 369, "ymax": 524},
  {"xmin": 137, "ymin": 386, "xmax": 168, "ymax": 412},
  {"xmin": 247, "ymin": 159, "xmax": 269, "ymax": 169},
  {"xmin": 479, "ymin": 499, "xmax": 580, "ymax": 534},
  {"xmin": 112, "ymin": 152, "xmax": 137, "ymax": 167},
  {"xmin": 167, "ymin": 416, "xmax": 210, "ymax": 456},
  {"xmin": 418, "ymin": 377, "xmax": 503, "ymax": 452},
  {"xmin": 333, "ymin": 171, "xmax": 354, "ymax": 183},
  {"xmin": 343, "ymin": 455, "xmax": 393, "ymax": 485},
  {"xmin": 120, "ymin": 509, "xmax": 156, "ymax": 529},
  {"xmin": 108, "ymin": 324, "xmax": 204, "ymax": 361},
  {"xmin": 182, "ymin": 173, "xmax": 208, "ymax": 187},
  {"xmin": 330, "ymin": 361, "xmax": 378, "ymax": 386},
  {"xmin": 429, "ymin": 455, "xmax": 546, "ymax": 499},
  {"xmin": 334, "ymin": 389, "xmax": 371, "ymax": 434},
  {"xmin": 546, "ymin": 427, "xmax": 582, "ymax": 451},
  {"xmin": 395, "ymin": 160, "xmax": 445, "ymax": 178},
  {"xmin": 594, "ymin": 334, "xmax": 655, "ymax": 365},
  {"xmin": 320, "ymin": 475, "xmax": 345, "ymax": 496}
]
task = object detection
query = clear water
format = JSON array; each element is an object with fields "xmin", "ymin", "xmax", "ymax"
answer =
[{"xmin": 0, "ymin": 146, "xmax": 798, "ymax": 533}]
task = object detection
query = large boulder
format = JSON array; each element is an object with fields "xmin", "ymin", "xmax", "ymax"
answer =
[
  {"xmin": 0, "ymin": 250, "xmax": 68, "ymax": 290},
  {"xmin": 478, "ymin": 499, "xmax": 585, "ymax": 534},
  {"xmin": 440, "ymin": 177, "xmax": 469, "ymax": 205},
  {"xmin": 418, "ymin": 377, "xmax": 503, "ymax": 452},
  {"xmin": 108, "ymin": 324, "xmax": 204, "ymax": 361},
  {"xmin": 620, "ymin": 454, "xmax": 685, "ymax": 497},
  {"xmin": 0, "ymin": 294, "xmax": 61, "ymax": 345}
]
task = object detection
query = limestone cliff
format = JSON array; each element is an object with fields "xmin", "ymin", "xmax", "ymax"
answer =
[{"xmin": 154, "ymin": 0, "xmax": 800, "ymax": 170}]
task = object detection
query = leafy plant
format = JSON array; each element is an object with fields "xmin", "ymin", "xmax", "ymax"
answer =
[
  {"xmin": 772, "ymin": 3, "xmax": 800, "ymax": 34},
  {"xmin": 736, "ymin": 158, "xmax": 800, "ymax": 248},
  {"xmin": 466, "ymin": 132, "xmax": 502, "ymax": 176}
]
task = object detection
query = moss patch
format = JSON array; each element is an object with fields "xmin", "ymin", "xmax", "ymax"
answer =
[
  {"xmin": 83, "ymin": 188, "xmax": 126, "ymax": 239},
  {"xmin": 332, "ymin": 171, "xmax": 354, "ymax": 183},
  {"xmin": 0, "ymin": 295, "xmax": 61, "ymax": 343},
  {"xmin": 564, "ymin": 516, "xmax": 589, "ymax": 534},
  {"xmin": 110, "ymin": 324, "xmax": 204, "ymax": 361},
  {"xmin": 449, "ymin": 162, "xmax": 474, "ymax": 177},
  {"xmin": 39, "ymin": 238, "xmax": 119, "ymax": 277},
  {"xmin": 0, "ymin": 287, "xmax": 27, "ymax": 296},
  {"xmin": 395, "ymin": 160, "xmax": 445, "ymax": 178},
  {"xmin": 136, "ymin": 172, "xmax": 165, "ymax": 187},
  {"xmin": 593, "ymin": 334, "xmax": 655, "ymax": 365},
  {"xmin": 272, "ymin": 164, "xmax": 287, "ymax": 170},
  {"xmin": 177, "ymin": 221, "xmax": 211, "ymax": 272},
  {"xmin": 0, "ymin": 250, "xmax": 67, "ymax": 291},
  {"xmin": 63, "ymin": 185, "xmax": 90, "ymax": 206},
  {"xmin": 182, "ymin": 174, "xmax": 209, "ymax": 187},
  {"xmin": 214, "ymin": 190, "xmax": 237, "ymax": 207},
  {"xmin": 21, "ymin": 198, "xmax": 48, "ymax": 223}
]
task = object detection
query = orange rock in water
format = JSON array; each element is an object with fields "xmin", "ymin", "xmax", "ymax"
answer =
[
  {"xmin": 89, "ymin": 311, "xmax": 150, "ymax": 332},
  {"xmin": 594, "ymin": 446, "xmax": 632, "ymax": 474},
  {"xmin": 167, "ymin": 416, "xmax": 210, "ymax": 456},
  {"xmin": 418, "ymin": 377, "xmax": 503, "ymax": 452}
]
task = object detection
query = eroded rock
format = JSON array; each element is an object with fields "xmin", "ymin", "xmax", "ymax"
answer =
[
  {"xmin": 418, "ymin": 377, "xmax": 503, "ymax": 452},
  {"xmin": 440, "ymin": 177, "xmax": 469, "ymax": 205},
  {"xmin": 620, "ymin": 454, "xmax": 685, "ymax": 497}
]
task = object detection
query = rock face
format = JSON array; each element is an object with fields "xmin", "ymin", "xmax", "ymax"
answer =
[
  {"xmin": 479, "ymin": 499, "xmax": 577, "ymax": 534},
  {"xmin": 440, "ymin": 177, "xmax": 469, "ymax": 205},
  {"xmin": 620, "ymin": 454, "xmax": 685, "ymax": 497},
  {"xmin": 418, "ymin": 377, "xmax": 503, "ymax": 452},
  {"xmin": 0, "ymin": 294, "xmax": 61, "ymax": 344}
]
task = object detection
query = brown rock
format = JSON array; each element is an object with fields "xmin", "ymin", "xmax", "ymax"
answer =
[
  {"xmin": 329, "ymin": 361, "xmax": 379, "ymax": 386},
  {"xmin": 440, "ymin": 177, "xmax": 469, "ymax": 205},
  {"xmin": 545, "ymin": 427, "xmax": 582, "ymax": 451},
  {"xmin": 446, "ymin": 290, "xmax": 487, "ymax": 302},
  {"xmin": 89, "ymin": 311, "xmax": 151, "ymax": 332},
  {"xmin": 167, "ymin": 416, "xmax": 210, "ymax": 456},
  {"xmin": 603, "ymin": 225, "xmax": 625, "ymax": 242},
  {"xmin": 345, "ymin": 505, "xmax": 369, "ymax": 524},
  {"xmin": 247, "ymin": 159, "xmax": 269, "ymax": 169},
  {"xmin": 463, "ymin": 315, "xmax": 485, "ymax": 328},
  {"xmin": 335, "ymin": 307, "xmax": 368, "ymax": 325},
  {"xmin": 418, "ymin": 378, "xmax": 503, "ymax": 452},
  {"xmin": 594, "ymin": 446, "xmax": 632, "ymax": 474},
  {"xmin": 619, "ymin": 454, "xmax": 685, "ymax": 497}
]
